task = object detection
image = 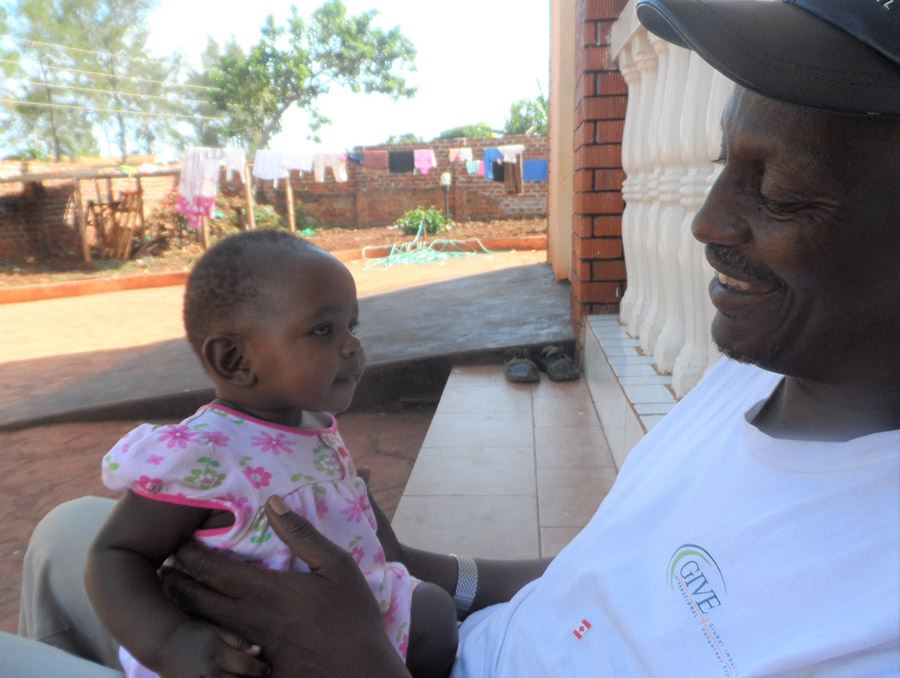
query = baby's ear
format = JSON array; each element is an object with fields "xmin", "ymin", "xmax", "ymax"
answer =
[{"xmin": 202, "ymin": 334, "xmax": 256, "ymax": 387}]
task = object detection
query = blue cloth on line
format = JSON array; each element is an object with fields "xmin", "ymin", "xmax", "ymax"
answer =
[
  {"xmin": 523, "ymin": 159, "xmax": 548, "ymax": 182},
  {"xmin": 483, "ymin": 147, "xmax": 501, "ymax": 180}
]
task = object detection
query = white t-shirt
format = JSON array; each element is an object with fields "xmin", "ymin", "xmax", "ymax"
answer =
[{"xmin": 454, "ymin": 359, "xmax": 900, "ymax": 677}]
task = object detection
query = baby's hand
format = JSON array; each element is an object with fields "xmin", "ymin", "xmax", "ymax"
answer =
[{"xmin": 155, "ymin": 619, "xmax": 268, "ymax": 677}]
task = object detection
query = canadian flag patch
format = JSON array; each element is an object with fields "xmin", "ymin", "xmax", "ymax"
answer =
[{"xmin": 572, "ymin": 618, "xmax": 592, "ymax": 640}]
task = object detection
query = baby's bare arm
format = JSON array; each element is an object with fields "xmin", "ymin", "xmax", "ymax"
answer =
[{"xmin": 84, "ymin": 491, "xmax": 266, "ymax": 676}]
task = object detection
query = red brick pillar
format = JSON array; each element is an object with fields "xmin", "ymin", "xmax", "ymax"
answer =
[{"xmin": 571, "ymin": 0, "xmax": 628, "ymax": 321}]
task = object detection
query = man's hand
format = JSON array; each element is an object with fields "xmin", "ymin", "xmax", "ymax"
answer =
[
  {"xmin": 152, "ymin": 619, "xmax": 267, "ymax": 677},
  {"xmin": 160, "ymin": 495, "xmax": 410, "ymax": 678}
]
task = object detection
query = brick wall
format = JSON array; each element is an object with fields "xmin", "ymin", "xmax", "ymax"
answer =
[
  {"xmin": 571, "ymin": 0, "xmax": 628, "ymax": 320},
  {"xmin": 258, "ymin": 135, "xmax": 549, "ymax": 227},
  {"xmin": 0, "ymin": 159, "xmax": 177, "ymax": 261}
]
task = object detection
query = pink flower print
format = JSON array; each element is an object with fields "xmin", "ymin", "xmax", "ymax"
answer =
[
  {"xmin": 398, "ymin": 633, "xmax": 409, "ymax": 658},
  {"xmin": 337, "ymin": 446, "xmax": 350, "ymax": 459},
  {"xmin": 315, "ymin": 497, "xmax": 329, "ymax": 520},
  {"xmin": 121, "ymin": 444, "xmax": 131, "ymax": 454},
  {"xmin": 243, "ymin": 465, "xmax": 272, "ymax": 489},
  {"xmin": 350, "ymin": 545, "xmax": 366, "ymax": 565},
  {"xmin": 158, "ymin": 425, "xmax": 197, "ymax": 449},
  {"xmin": 341, "ymin": 495, "xmax": 368, "ymax": 523},
  {"xmin": 200, "ymin": 431, "xmax": 230, "ymax": 448},
  {"xmin": 383, "ymin": 592, "xmax": 401, "ymax": 626},
  {"xmin": 145, "ymin": 454, "xmax": 164, "ymax": 466},
  {"xmin": 137, "ymin": 475, "xmax": 164, "ymax": 494},
  {"xmin": 251, "ymin": 432, "xmax": 296, "ymax": 456},
  {"xmin": 372, "ymin": 548, "xmax": 386, "ymax": 566}
]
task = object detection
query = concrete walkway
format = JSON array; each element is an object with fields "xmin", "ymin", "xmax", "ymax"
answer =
[{"xmin": 1, "ymin": 252, "xmax": 575, "ymax": 429}]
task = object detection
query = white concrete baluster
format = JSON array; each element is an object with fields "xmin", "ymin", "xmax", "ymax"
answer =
[
  {"xmin": 618, "ymin": 35, "xmax": 643, "ymax": 328},
  {"xmin": 671, "ymin": 54, "xmax": 715, "ymax": 396},
  {"xmin": 651, "ymin": 44, "xmax": 691, "ymax": 373},
  {"xmin": 624, "ymin": 32, "xmax": 659, "ymax": 337},
  {"xmin": 638, "ymin": 34, "xmax": 669, "ymax": 354},
  {"xmin": 703, "ymin": 71, "xmax": 735, "ymax": 371}
]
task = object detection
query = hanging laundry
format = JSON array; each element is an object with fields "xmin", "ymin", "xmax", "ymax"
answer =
[
  {"xmin": 477, "ymin": 160, "xmax": 485, "ymax": 177},
  {"xmin": 448, "ymin": 147, "xmax": 473, "ymax": 163},
  {"xmin": 491, "ymin": 160, "xmax": 505, "ymax": 183},
  {"xmin": 221, "ymin": 149, "xmax": 247, "ymax": 180},
  {"xmin": 497, "ymin": 144, "xmax": 525, "ymax": 163},
  {"xmin": 177, "ymin": 147, "xmax": 226, "ymax": 230},
  {"xmin": 388, "ymin": 150, "xmax": 415, "ymax": 173},
  {"xmin": 503, "ymin": 157, "xmax": 524, "ymax": 194},
  {"xmin": 347, "ymin": 151, "xmax": 364, "ymax": 166},
  {"xmin": 281, "ymin": 152, "xmax": 314, "ymax": 174},
  {"xmin": 313, "ymin": 153, "xmax": 349, "ymax": 182},
  {"xmin": 523, "ymin": 159, "xmax": 549, "ymax": 182},
  {"xmin": 363, "ymin": 149, "xmax": 389, "ymax": 170},
  {"xmin": 465, "ymin": 160, "xmax": 480, "ymax": 175},
  {"xmin": 483, "ymin": 147, "xmax": 501, "ymax": 180},
  {"xmin": 252, "ymin": 149, "xmax": 289, "ymax": 183},
  {"xmin": 413, "ymin": 149, "xmax": 437, "ymax": 175}
]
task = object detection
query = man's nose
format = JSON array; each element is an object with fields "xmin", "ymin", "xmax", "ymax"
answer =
[{"xmin": 691, "ymin": 171, "xmax": 752, "ymax": 246}]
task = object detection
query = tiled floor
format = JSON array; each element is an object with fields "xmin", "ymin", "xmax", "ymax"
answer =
[{"xmin": 392, "ymin": 365, "xmax": 617, "ymax": 560}]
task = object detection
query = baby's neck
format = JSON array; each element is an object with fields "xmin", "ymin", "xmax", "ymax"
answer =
[{"xmin": 210, "ymin": 397, "xmax": 307, "ymax": 429}]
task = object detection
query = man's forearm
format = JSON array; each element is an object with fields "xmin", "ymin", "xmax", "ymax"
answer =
[{"xmin": 399, "ymin": 546, "xmax": 550, "ymax": 616}]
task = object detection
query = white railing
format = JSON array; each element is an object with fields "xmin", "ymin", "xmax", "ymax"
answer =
[{"xmin": 611, "ymin": 3, "xmax": 734, "ymax": 396}]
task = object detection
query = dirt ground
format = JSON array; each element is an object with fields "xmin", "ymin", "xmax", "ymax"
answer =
[{"xmin": 0, "ymin": 218, "xmax": 546, "ymax": 287}]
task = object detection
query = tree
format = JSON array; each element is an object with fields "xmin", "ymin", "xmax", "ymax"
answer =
[
  {"xmin": 3, "ymin": 0, "xmax": 190, "ymax": 160},
  {"xmin": 383, "ymin": 133, "xmax": 423, "ymax": 145},
  {"xmin": 435, "ymin": 122, "xmax": 496, "ymax": 140},
  {"xmin": 193, "ymin": 1, "xmax": 417, "ymax": 152},
  {"xmin": 503, "ymin": 94, "xmax": 548, "ymax": 136}
]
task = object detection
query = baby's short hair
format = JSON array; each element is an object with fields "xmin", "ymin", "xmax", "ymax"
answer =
[{"xmin": 183, "ymin": 230, "xmax": 319, "ymax": 356}]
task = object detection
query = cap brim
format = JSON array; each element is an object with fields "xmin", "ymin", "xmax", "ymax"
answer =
[{"xmin": 636, "ymin": 0, "xmax": 900, "ymax": 116}]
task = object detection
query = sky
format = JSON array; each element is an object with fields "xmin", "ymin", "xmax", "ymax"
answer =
[{"xmin": 143, "ymin": 0, "xmax": 551, "ymax": 154}]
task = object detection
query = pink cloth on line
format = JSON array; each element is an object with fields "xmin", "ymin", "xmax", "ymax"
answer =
[
  {"xmin": 477, "ymin": 160, "xmax": 485, "ymax": 177},
  {"xmin": 413, "ymin": 149, "xmax": 437, "ymax": 175}
]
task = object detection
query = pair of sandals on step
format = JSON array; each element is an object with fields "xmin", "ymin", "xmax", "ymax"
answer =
[{"xmin": 505, "ymin": 345, "xmax": 580, "ymax": 383}]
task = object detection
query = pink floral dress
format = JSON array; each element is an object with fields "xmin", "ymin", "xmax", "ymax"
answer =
[{"xmin": 102, "ymin": 403, "xmax": 415, "ymax": 676}]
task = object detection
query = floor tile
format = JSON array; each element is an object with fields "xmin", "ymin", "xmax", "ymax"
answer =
[
  {"xmin": 540, "ymin": 527, "xmax": 584, "ymax": 558},
  {"xmin": 537, "ymin": 467, "xmax": 617, "ymax": 527},
  {"xmin": 533, "ymin": 396, "xmax": 600, "ymax": 428},
  {"xmin": 622, "ymin": 384, "xmax": 675, "ymax": 404},
  {"xmin": 392, "ymin": 495, "xmax": 539, "ymax": 559},
  {"xmin": 618, "ymin": 375, "xmax": 673, "ymax": 385},
  {"xmin": 403, "ymin": 446, "xmax": 535, "ymax": 496},
  {"xmin": 436, "ymin": 384, "xmax": 532, "ymax": 416},
  {"xmin": 640, "ymin": 415, "xmax": 667, "ymax": 431},
  {"xmin": 634, "ymin": 402, "xmax": 675, "ymax": 415},
  {"xmin": 421, "ymin": 413, "xmax": 534, "ymax": 448},
  {"xmin": 535, "ymin": 426, "xmax": 613, "ymax": 468},
  {"xmin": 611, "ymin": 363, "xmax": 660, "ymax": 377}
]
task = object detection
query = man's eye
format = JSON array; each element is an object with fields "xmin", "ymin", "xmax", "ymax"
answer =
[
  {"xmin": 311, "ymin": 324, "xmax": 332, "ymax": 337},
  {"xmin": 761, "ymin": 196, "xmax": 806, "ymax": 216}
]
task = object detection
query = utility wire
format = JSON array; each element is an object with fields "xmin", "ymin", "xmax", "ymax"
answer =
[
  {"xmin": 1, "ymin": 98, "xmax": 224, "ymax": 121},
  {"xmin": 0, "ymin": 58, "xmax": 216, "ymax": 91},
  {"xmin": 14, "ymin": 38, "xmax": 174, "ymax": 67},
  {"xmin": 9, "ymin": 77, "xmax": 212, "ymax": 106}
]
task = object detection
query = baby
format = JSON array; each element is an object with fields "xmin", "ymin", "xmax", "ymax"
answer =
[{"xmin": 85, "ymin": 230, "xmax": 458, "ymax": 677}]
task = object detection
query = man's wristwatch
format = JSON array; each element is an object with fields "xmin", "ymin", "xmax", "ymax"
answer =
[{"xmin": 449, "ymin": 553, "xmax": 478, "ymax": 615}]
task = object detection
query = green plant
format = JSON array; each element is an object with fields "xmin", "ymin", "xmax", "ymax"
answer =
[
  {"xmin": 252, "ymin": 205, "xmax": 285, "ymax": 230},
  {"xmin": 294, "ymin": 203, "xmax": 320, "ymax": 232},
  {"xmin": 393, "ymin": 206, "xmax": 450, "ymax": 236}
]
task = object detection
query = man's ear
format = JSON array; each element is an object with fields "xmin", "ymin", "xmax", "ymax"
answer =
[{"xmin": 202, "ymin": 334, "xmax": 256, "ymax": 387}]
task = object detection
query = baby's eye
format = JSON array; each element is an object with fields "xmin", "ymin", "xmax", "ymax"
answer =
[
  {"xmin": 311, "ymin": 323, "xmax": 333, "ymax": 337},
  {"xmin": 349, "ymin": 321, "xmax": 359, "ymax": 335}
]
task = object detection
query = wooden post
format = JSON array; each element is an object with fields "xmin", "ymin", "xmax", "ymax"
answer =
[
  {"xmin": 284, "ymin": 171, "xmax": 296, "ymax": 232},
  {"xmin": 200, "ymin": 215, "xmax": 210, "ymax": 249},
  {"xmin": 243, "ymin": 164, "xmax": 256, "ymax": 229},
  {"xmin": 74, "ymin": 178, "xmax": 91, "ymax": 263}
]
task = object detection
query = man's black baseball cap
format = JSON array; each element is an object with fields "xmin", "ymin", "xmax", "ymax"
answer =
[{"xmin": 636, "ymin": 0, "xmax": 900, "ymax": 116}]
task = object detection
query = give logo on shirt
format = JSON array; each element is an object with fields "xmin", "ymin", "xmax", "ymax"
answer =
[{"xmin": 668, "ymin": 544, "xmax": 737, "ymax": 676}]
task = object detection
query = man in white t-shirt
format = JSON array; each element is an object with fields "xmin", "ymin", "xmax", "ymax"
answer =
[{"xmin": 6, "ymin": 1, "xmax": 900, "ymax": 675}]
